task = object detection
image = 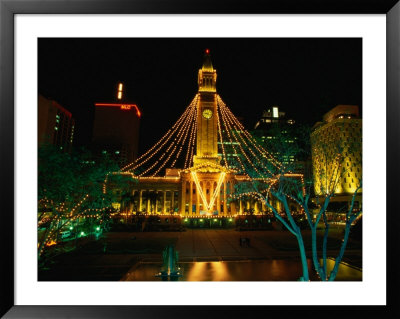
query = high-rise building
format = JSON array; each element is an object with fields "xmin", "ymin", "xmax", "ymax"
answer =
[
  {"xmin": 38, "ymin": 94, "xmax": 75, "ymax": 152},
  {"xmin": 254, "ymin": 106, "xmax": 295, "ymax": 129},
  {"xmin": 217, "ymin": 116, "xmax": 244, "ymax": 167},
  {"xmin": 92, "ymin": 83, "xmax": 141, "ymax": 167},
  {"xmin": 253, "ymin": 106, "xmax": 299, "ymax": 167},
  {"xmin": 311, "ymin": 105, "xmax": 362, "ymax": 209}
]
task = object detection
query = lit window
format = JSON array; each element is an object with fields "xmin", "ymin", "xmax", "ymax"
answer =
[
  {"xmin": 117, "ymin": 83, "xmax": 123, "ymax": 100},
  {"xmin": 272, "ymin": 106, "xmax": 279, "ymax": 118}
]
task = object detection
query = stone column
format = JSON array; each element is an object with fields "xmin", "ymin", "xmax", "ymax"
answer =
[
  {"xmin": 210, "ymin": 181, "xmax": 215, "ymax": 212},
  {"xmin": 181, "ymin": 180, "xmax": 186, "ymax": 215},
  {"xmin": 240, "ymin": 199, "xmax": 243, "ymax": 214},
  {"xmin": 223, "ymin": 181, "xmax": 227, "ymax": 215},
  {"xmin": 200, "ymin": 181, "xmax": 207, "ymax": 210},
  {"xmin": 196, "ymin": 183, "xmax": 200, "ymax": 215},
  {"xmin": 189, "ymin": 181, "xmax": 193, "ymax": 215},
  {"xmin": 139, "ymin": 190, "xmax": 143, "ymax": 212},
  {"xmin": 203, "ymin": 181, "xmax": 207, "ymax": 211},
  {"xmin": 171, "ymin": 190, "xmax": 175, "ymax": 214},
  {"xmin": 230, "ymin": 182, "xmax": 236, "ymax": 215},
  {"xmin": 146, "ymin": 194, "xmax": 150, "ymax": 213},
  {"xmin": 217, "ymin": 186, "xmax": 221, "ymax": 215},
  {"xmin": 163, "ymin": 190, "xmax": 166, "ymax": 214}
]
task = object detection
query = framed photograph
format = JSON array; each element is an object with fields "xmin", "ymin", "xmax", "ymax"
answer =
[{"xmin": 1, "ymin": 0, "xmax": 399, "ymax": 318}]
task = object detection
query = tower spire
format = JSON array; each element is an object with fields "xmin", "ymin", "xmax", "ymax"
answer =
[
  {"xmin": 198, "ymin": 49, "xmax": 217, "ymax": 93},
  {"xmin": 194, "ymin": 49, "xmax": 219, "ymax": 166},
  {"xmin": 202, "ymin": 49, "xmax": 214, "ymax": 72}
]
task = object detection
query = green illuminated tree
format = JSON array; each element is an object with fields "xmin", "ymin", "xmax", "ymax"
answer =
[
  {"xmin": 37, "ymin": 144, "xmax": 129, "ymax": 261},
  {"xmin": 233, "ymin": 123, "xmax": 362, "ymax": 281},
  {"xmin": 304, "ymin": 124, "xmax": 362, "ymax": 281},
  {"xmin": 233, "ymin": 125, "xmax": 311, "ymax": 281}
]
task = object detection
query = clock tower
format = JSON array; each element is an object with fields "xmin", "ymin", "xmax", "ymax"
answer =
[{"xmin": 193, "ymin": 49, "xmax": 220, "ymax": 166}]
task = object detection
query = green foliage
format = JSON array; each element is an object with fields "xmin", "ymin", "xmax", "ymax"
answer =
[
  {"xmin": 37, "ymin": 144, "xmax": 133, "ymax": 262},
  {"xmin": 38, "ymin": 144, "xmax": 123, "ymax": 211}
]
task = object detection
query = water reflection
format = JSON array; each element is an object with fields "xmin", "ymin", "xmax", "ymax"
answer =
[
  {"xmin": 122, "ymin": 259, "xmax": 362, "ymax": 281},
  {"xmin": 322, "ymin": 259, "xmax": 362, "ymax": 281}
]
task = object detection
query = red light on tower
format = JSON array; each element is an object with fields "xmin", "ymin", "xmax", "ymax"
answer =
[{"xmin": 205, "ymin": 49, "xmax": 210, "ymax": 54}]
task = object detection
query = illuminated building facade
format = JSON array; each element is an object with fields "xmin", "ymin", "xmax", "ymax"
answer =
[
  {"xmin": 38, "ymin": 94, "xmax": 75, "ymax": 152},
  {"xmin": 311, "ymin": 105, "xmax": 362, "ymax": 209},
  {"xmin": 254, "ymin": 106, "xmax": 294, "ymax": 129},
  {"xmin": 92, "ymin": 83, "xmax": 141, "ymax": 167},
  {"xmin": 116, "ymin": 51, "xmax": 296, "ymax": 216},
  {"xmin": 253, "ymin": 106, "xmax": 298, "ymax": 166}
]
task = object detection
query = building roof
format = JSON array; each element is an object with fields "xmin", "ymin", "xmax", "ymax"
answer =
[
  {"xmin": 323, "ymin": 105, "xmax": 359, "ymax": 123},
  {"xmin": 202, "ymin": 49, "xmax": 214, "ymax": 72}
]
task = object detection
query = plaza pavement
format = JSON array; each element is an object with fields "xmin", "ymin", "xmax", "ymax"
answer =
[
  {"xmin": 123, "ymin": 228, "xmax": 362, "ymax": 266},
  {"xmin": 39, "ymin": 228, "xmax": 362, "ymax": 281}
]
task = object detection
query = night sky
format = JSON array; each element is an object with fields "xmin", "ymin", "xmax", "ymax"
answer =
[{"xmin": 38, "ymin": 38, "xmax": 362, "ymax": 154}]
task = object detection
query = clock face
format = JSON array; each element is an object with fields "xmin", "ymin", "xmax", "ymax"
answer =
[{"xmin": 202, "ymin": 109, "xmax": 213, "ymax": 119}]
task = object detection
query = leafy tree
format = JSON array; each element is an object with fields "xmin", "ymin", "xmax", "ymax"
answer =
[
  {"xmin": 120, "ymin": 191, "xmax": 136, "ymax": 223},
  {"xmin": 37, "ymin": 144, "xmax": 129, "ymax": 260}
]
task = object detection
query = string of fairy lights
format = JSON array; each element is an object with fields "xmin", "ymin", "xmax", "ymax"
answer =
[
  {"xmin": 191, "ymin": 171, "xmax": 226, "ymax": 212},
  {"xmin": 217, "ymin": 96, "xmax": 283, "ymax": 174},
  {"xmin": 222, "ymin": 106, "xmax": 269, "ymax": 175},
  {"xmin": 38, "ymin": 91, "xmax": 293, "ymax": 251},
  {"xmin": 116, "ymin": 93, "xmax": 284, "ymax": 179},
  {"xmin": 312, "ymin": 150, "xmax": 343, "ymax": 194},
  {"xmin": 38, "ymin": 196, "xmax": 112, "ymax": 256},
  {"xmin": 216, "ymin": 106, "xmax": 228, "ymax": 169},
  {"xmin": 121, "ymin": 94, "xmax": 199, "ymax": 176},
  {"xmin": 184, "ymin": 108, "xmax": 197, "ymax": 169}
]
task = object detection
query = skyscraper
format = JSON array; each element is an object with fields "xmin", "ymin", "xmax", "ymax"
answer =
[
  {"xmin": 253, "ymin": 106, "xmax": 300, "ymax": 168},
  {"xmin": 92, "ymin": 83, "xmax": 141, "ymax": 167},
  {"xmin": 38, "ymin": 94, "xmax": 75, "ymax": 152}
]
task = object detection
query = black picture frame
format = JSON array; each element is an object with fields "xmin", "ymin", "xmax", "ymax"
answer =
[{"xmin": 1, "ymin": 0, "xmax": 399, "ymax": 318}]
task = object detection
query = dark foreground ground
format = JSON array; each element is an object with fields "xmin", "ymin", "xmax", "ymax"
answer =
[{"xmin": 39, "ymin": 228, "xmax": 362, "ymax": 281}]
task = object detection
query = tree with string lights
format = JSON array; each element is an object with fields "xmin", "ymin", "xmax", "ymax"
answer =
[
  {"xmin": 233, "ymin": 120, "xmax": 362, "ymax": 281},
  {"xmin": 305, "ymin": 121, "xmax": 362, "ymax": 281},
  {"xmin": 37, "ymin": 144, "xmax": 127, "ymax": 263}
]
